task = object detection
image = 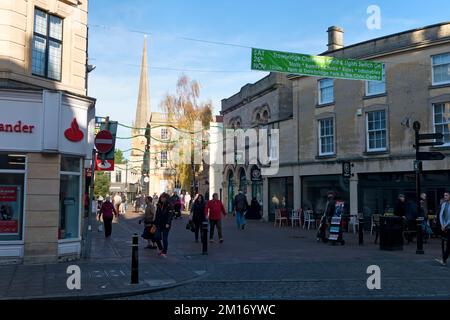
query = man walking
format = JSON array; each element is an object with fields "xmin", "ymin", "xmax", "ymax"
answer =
[
  {"xmin": 234, "ymin": 189, "xmax": 248, "ymax": 230},
  {"xmin": 205, "ymin": 193, "xmax": 226, "ymax": 243},
  {"xmin": 435, "ymin": 191, "xmax": 450, "ymax": 266}
]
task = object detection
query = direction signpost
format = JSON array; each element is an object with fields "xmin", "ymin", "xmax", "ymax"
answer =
[{"xmin": 413, "ymin": 122, "xmax": 446, "ymax": 255}]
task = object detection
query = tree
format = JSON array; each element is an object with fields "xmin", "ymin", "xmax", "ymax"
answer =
[
  {"xmin": 160, "ymin": 74, "xmax": 213, "ymax": 192},
  {"xmin": 94, "ymin": 171, "xmax": 110, "ymax": 198},
  {"xmin": 114, "ymin": 149, "xmax": 126, "ymax": 164}
]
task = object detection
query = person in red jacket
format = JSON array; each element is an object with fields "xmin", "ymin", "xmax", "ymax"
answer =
[{"xmin": 205, "ymin": 193, "xmax": 227, "ymax": 243}]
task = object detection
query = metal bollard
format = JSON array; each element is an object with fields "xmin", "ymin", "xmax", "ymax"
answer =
[
  {"xmin": 201, "ymin": 221, "xmax": 208, "ymax": 255},
  {"xmin": 359, "ymin": 218, "xmax": 364, "ymax": 245},
  {"xmin": 131, "ymin": 233, "xmax": 139, "ymax": 284},
  {"xmin": 416, "ymin": 218, "xmax": 424, "ymax": 254}
]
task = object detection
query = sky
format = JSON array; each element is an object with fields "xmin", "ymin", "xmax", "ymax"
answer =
[{"xmin": 87, "ymin": 0, "xmax": 450, "ymax": 155}]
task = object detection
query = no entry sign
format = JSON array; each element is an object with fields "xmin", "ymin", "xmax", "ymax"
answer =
[{"xmin": 95, "ymin": 130, "xmax": 113, "ymax": 153}]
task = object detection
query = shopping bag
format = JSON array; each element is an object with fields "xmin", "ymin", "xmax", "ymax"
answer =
[{"xmin": 97, "ymin": 222, "xmax": 103, "ymax": 232}]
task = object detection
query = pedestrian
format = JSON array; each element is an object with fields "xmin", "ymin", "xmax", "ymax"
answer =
[
  {"xmin": 205, "ymin": 193, "xmax": 226, "ymax": 243},
  {"xmin": 153, "ymin": 193, "xmax": 173, "ymax": 257},
  {"xmin": 113, "ymin": 193, "xmax": 122, "ymax": 215},
  {"xmin": 246, "ymin": 197, "xmax": 262, "ymax": 220},
  {"xmin": 317, "ymin": 191, "xmax": 336, "ymax": 241},
  {"xmin": 140, "ymin": 196, "xmax": 157, "ymax": 249},
  {"xmin": 98, "ymin": 196, "xmax": 118, "ymax": 238},
  {"xmin": 435, "ymin": 191, "xmax": 450, "ymax": 266},
  {"xmin": 120, "ymin": 192, "xmax": 127, "ymax": 214},
  {"xmin": 394, "ymin": 194, "xmax": 406, "ymax": 217},
  {"xmin": 185, "ymin": 192, "xmax": 191, "ymax": 212},
  {"xmin": 233, "ymin": 189, "xmax": 248, "ymax": 230},
  {"xmin": 189, "ymin": 194, "xmax": 206, "ymax": 242},
  {"xmin": 404, "ymin": 196, "xmax": 419, "ymax": 242}
]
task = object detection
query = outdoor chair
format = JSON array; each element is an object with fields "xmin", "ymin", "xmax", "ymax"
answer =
[
  {"xmin": 274, "ymin": 209, "xmax": 288, "ymax": 227},
  {"xmin": 303, "ymin": 210, "xmax": 316, "ymax": 230},
  {"xmin": 290, "ymin": 209, "xmax": 301, "ymax": 227},
  {"xmin": 349, "ymin": 214, "xmax": 359, "ymax": 234}
]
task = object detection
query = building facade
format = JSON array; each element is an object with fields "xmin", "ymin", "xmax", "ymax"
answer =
[{"xmin": 0, "ymin": 0, "xmax": 95, "ymax": 263}]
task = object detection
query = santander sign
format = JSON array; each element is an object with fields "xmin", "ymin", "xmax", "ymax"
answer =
[{"xmin": 64, "ymin": 118, "xmax": 84, "ymax": 143}]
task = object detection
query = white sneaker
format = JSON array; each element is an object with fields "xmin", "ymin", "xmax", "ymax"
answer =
[{"xmin": 435, "ymin": 258, "xmax": 447, "ymax": 266}]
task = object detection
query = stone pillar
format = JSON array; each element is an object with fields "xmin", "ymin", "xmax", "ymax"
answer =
[
  {"xmin": 24, "ymin": 153, "xmax": 60, "ymax": 264},
  {"xmin": 350, "ymin": 174, "xmax": 359, "ymax": 215}
]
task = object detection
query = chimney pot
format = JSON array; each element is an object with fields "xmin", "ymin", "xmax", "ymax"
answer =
[{"xmin": 327, "ymin": 26, "xmax": 344, "ymax": 51}]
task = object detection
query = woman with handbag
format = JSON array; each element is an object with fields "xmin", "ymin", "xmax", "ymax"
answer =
[
  {"xmin": 140, "ymin": 196, "xmax": 157, "ymax": 249},
  {"xmin": 153, "ymin": 193, "xmax": 173, "ymax": 257},
  {"xmin": 190, "ymin": 194, "xmax": 206, "ymax": 243}
]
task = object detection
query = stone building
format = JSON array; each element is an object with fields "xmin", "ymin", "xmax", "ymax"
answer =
[
  {"xmin": 0, "ymin": 0, "xmax": 95, "ymax": 263},
  {"xmin": 221, "ymin": 22, "xmax": 450, "ymax": 223}
]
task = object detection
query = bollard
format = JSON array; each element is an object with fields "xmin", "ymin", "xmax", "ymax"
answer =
[
  {"xmin": 131, "ymin": 233, "xmax": 139, "ymax": 284},
  {"xmin": 201, "ymin": 221, "xmax": 208, "ymax": 255},
  {"xmin": 416, "ymin": 217, "xmax": 424, "ymax": 254},
  {"xmin": 359, "ymin": 218, "xmax": 364, "ymax": 245}
]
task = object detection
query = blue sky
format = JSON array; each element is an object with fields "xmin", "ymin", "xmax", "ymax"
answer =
[{"xmin": 87, "ymin": 0, "xmax": 450, "ymax": 153}]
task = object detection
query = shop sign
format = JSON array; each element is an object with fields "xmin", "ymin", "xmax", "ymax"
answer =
[
  {"xmin": 251, "ymin": 167, "xmax": 262, "ymax": 181},
  {"xmin": 64, "ymin": 118, "xmax": 84, "ymax": 143},
  {"xmin": 0, "ymin": 121, "xmax": 35, "ymax": 134},
  {"xmin": 0, "ymin": 185, "xmax": 20, "ymax": 234}
]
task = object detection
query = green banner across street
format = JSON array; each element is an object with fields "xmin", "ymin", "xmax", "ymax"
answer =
[{"xmin": 251, "ymin": 48, "xmax": 383, "ymax": 81}]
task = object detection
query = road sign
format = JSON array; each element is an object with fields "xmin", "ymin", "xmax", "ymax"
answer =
[
  {"xmin": 418, "ymin": 133, "xmax": 444, "ymax": 140},
  {"xmin": 95, "ymin": 130, "xmax": 113, "ymax": 153},
  {"xmin": 418, "ymin": 141, "xmax": 445, "ymax": 147},
  {"xmin": 251, "ymin": 48, "xmax": 383, "ymax": 81},
  {"xmin": 95, "ymin": 158, "xmax": 114, "ymax": 171},
  {"xmin": 417, "ymin": 152, "xmax": 446, "ymax": 161},
  {"xmin": 99, "ymin": 121, "xmax": 118, "ymax": 161}
]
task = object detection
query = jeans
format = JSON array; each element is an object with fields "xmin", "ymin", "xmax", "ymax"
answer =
[
  {"xmin": 443, "ymin": 229, "xmax": 450, "ymax": 263},
  {"xmin": 236, "ymin": 211, "xmax": 246, "ymax": 229},
  {"xmin": 209, "ymin": 219, "xmax": 223, "ymax": 240},
  {"xmin": 103, "ymin": 217, "xmax": 113, "ymax": 237},
  {"xmin": 155, "ymin": 227, "xmax": 170, "ymax": 254}
]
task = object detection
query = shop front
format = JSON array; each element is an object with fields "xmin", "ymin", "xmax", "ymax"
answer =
[
  {"xmin": 268, "ymin": 177, "xmax": 293, "ymax": 222},
  {"xmin": 0, "ymin": 89, "xmax": 95, "ymax": 263}
]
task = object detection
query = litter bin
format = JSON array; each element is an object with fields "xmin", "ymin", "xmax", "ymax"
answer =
[{"xmin": 379, "ymin": 216, "xmax": 403, "ymax": 251}]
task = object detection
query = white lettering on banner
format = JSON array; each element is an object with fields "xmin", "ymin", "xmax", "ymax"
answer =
[{"xmin": 0, "ymin": 121, "xmax": 35, "ymax": 134}]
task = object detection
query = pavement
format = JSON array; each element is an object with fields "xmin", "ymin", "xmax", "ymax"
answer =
[{"xmin": 0, "ymin": 208, "xmax": 449, "ymax": 300}]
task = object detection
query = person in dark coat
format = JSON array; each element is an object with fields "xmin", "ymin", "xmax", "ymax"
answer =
[
  {"xmin": 325, "ymin": 192, "xmax": 336, "ymax": 220},
  {"xmin": 246, "ymin": 198, "xmax": 262, "ymax": 220},
  {"xmin": 189, "ymin": 194, "xmax": 206, "ymax": 242},
  {"xmin": 153, "ymin": 193, "xmax": 173, "ymax": 257},
  {"xmin": 394, "ymin": 194, "xmax": 406, "ymax": 217}
]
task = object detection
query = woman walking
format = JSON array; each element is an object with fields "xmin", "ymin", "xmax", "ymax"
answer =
[
  {"xmin": 98, "ymin": 196, "xmax": 118, "ymax": 238},
  {"xmin": 154, "ymin": 193, "xmax": 173, "ymax": 257},
  {"xmin": 140, "ymin": 196, "xmax": 157, "ymax": 249},
  {"xmin": 190, "ymin": 194, "xmax": 206, "ymax": 242}
]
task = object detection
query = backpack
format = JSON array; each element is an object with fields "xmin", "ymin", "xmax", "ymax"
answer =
[{"xmin": 235, "ymin": 194, "xmax": 247, "ymax": 212}]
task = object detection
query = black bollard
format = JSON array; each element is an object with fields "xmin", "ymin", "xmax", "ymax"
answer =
[
  {"xmin": 416, "ymin": 217, "xmax": 424, "ymax": 254},
  {"xmin": 359, "ymin": 218, "xmax": 364, "ymax": 245},
  {"xmin": 131, "ymin": 233, "xmax": 139, "ymax": 284},
  {"xmin": 201, "ymin": 221, "xmax": 208, "ymax": 255}
]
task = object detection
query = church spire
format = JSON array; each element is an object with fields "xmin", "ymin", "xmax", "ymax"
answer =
[{"xmin": 134, "ymin": 35, "xmax": 150, "ymax": 130}]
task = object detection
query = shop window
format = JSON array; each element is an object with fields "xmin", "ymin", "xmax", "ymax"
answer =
[
  {"xmin": 116, "ymin": 170, "xmax": 122, "ymax": 183},
  {"xmin": 0, "ymin": 154, "xmax": 26, "ymax": 241},
  {"xmin": 59, "ymin": 156, "xmax": 81, "ymax": 240}
]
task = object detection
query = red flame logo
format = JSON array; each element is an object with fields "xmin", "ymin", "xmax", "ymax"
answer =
[{"xmin": 64, "ymin": 118, "xmax": 84, "ymax": 142}]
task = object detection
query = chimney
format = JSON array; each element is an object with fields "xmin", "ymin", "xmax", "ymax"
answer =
[{"xmin": 327, "ymin": 26, "xmax": 344, "ymax": 51}]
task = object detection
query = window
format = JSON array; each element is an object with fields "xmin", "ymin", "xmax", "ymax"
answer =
[
  {"xmin": 367, "ymin": 110, "xmax": 387, "ymax": 152},
  {"xmin": 59, "ymin": 156, "xmax": 81, "ymax": 240},
  {"xmin": 161, "ymin": 128, "xmax": 168, "ymax": 140},
  {"xmin": 366, "ymin": 64, "xmax": 386, "ymax": 96},
  {"xmin": 32, "ymin": 8, "xmax": 63, "ymax": 81},
  {"xmin": 115, "ymin": 170, "xmax": 122, "ymax": 183},
  {"xmin": 0, "ymin": 154, "xmax": 26, "ymax": 241},
  {"xmin": 432, "ymin": 53, "xmax": 450, "ymax": 85},
  {"xmin": 160, "ymin": 151, "xmax": 168, "ymax": 167},
  {"xmin": 318, "ymin": 118, "xmax": 335, "ymax": 156},
  {"xmin": 434, "ymin": 103, "xmax": 450, "ymax": 146},
  {"xmin": 318, "ymin": 79, "xmax": 334, "ymax": 105}
]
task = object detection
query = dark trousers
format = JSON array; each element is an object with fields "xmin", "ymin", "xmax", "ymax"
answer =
[
  {"xmin": 104, "ymin": 217, "xmax": 113, "ymax": 237},
  {"xmin": 443, "ymin": 230, "xmax": 450, "ymax": 263},
  {"xmin": 209, "ymin": 219, "xmax": 223, "ymax": 240},
  {"xmin": 155, "ymin": 228, "xmax": 170, "ymax": 254},
  {"xmin": 193, "ymin": 221, "xmax": 202, "ymax": 241}
]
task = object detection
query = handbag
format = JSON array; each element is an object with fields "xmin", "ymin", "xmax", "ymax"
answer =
[
  {"xmin": 97, "ymin": 222, "xmax": 103, "ymax": 232},
  {"xmin": 149, "ymin": 224, "xmax": 157, "ymax": 235}
]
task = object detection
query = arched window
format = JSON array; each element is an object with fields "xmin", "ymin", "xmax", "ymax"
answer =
[
  {"xmin": 262, "ymin": 110, "xmax": 269, "ymax": 122},
  {"xmin": 239, "ymin": 168, "xmax": 247, "ymax": 194}
]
